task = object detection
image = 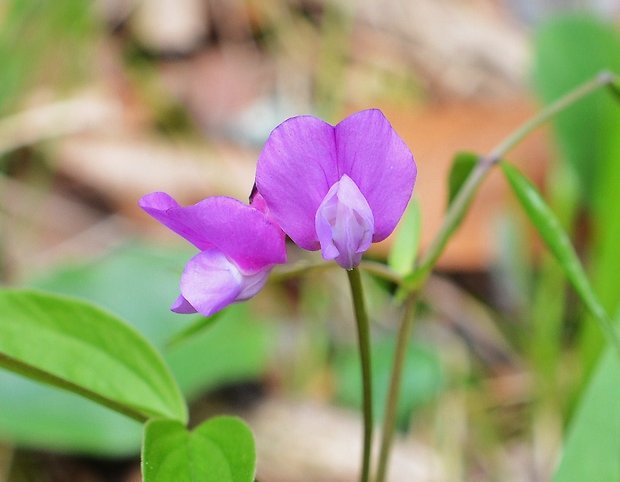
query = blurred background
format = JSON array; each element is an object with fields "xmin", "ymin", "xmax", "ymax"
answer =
[{"xmin": 1, "ymin": 0, "xmax": 620, "ymax": 480}]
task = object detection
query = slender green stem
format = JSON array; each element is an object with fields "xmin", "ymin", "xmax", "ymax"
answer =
[
  {"xmin": 376, "ymin": 71, "xmax": 620, "ymax": 482},
  {"xmin": 375, "ymin": 295, "xmax": 417, "ymax": 482},
  {"xmin": 415, "ymin": 70, "xmax": 619, "ymax": 282},
  {"xmin": 269, "ymin": 259, "xmax": 334, "ymax": 282},
  {"xmin": 360, "ymin": 260, "xmax": 403, "ymax": 284},
  {"xmin": 347, "ymin": 267, "xmax": 373, "ymax": 482}
]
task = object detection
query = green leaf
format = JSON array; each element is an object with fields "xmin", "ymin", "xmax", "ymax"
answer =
[
  {"xmin": 552, "ymin": 342, "xmax": 620, "ymax": 482},
  {"xmin": 0, "ymin": 289, "xmax": 187, "ymax": 423},
  {"xmin": 532, "ymin": 13, "xmax": 620, "ymax": 374},
  {"xmin": 142, "ymin": 416, "xmax": 256, "ymax": 482},
  {"xmin": 501, "ymin": 162, "xmax": 619, "ymax": 349},
  {"xmin": 0, "ymin": 245, "xmax": 272, "ymax": 455},
  {"xmin": 447, "ymin": 152, "xmax": 479, "ymax": 207},
  {"xmin": 387, "ymin": 199, "xmax": 421, "ymax": 276}
]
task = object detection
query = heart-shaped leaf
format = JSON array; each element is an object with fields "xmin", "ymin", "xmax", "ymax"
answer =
[
  {"xmin": 0, "ymin": 289, "xmax": 187, "ymax": 423},
  {"xmin": 142, "ymin": 416, "xmax": 256, "ymax": 482}
]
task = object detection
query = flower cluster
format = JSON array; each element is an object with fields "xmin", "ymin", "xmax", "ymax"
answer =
[{"xmin": 140, "ymin": 109, "xmax": 416, "ymax": 317}]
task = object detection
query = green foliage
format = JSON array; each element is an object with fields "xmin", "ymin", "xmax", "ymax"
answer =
[
  {"xmin": 0, "ymin": 289, "xmax": 187, "ymax": 423},
  {"xmin": 333, "ymin": 338, "xmax": 443, "ymax": 428},
  {"xmin": 552, "ymin": 342, "xmax": 620, "ymax": 482},
  {"xmin": 501, "ymin": 162, "xmax": 618, "ymax": 348},
  {"xmin": 447, "ymin": 152, "xmax": 478, "ymax": 207},
  {"xmin": 387, "ymin": 199, "xmax": 421, "ymax": 276},
  {"xmin": 142, "ymin": 417, "xmax": 256, "ymax": 482},
  {"xmin": 0, "ymin": 0, "xmax": 98, "ymax": 113},
  {"xmin": 0, "ymin": 245, "xmax": 273, "ymax": 455},
  {"xmin": 532, "ymin": 15, "xmax": 620, "ymax": 199},
  {"xmin": 533, "ymin": 14, "xmax": 620, "ymax": 366},
  {"xmin": 166, "ymin": 305, "xmax": 272, "ymax": 400}
]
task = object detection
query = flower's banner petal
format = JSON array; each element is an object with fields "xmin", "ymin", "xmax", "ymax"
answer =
[
  {"xmin": 170, "ymin": 295, "xmax": 197, "ymax": 314},
  {"xmin": 142, "ymin": 416, "xmax": 256, "ymax": 482},
  {"xmin": 256, "ymin": 115, "xmax": 339, "ymax": 250},
  {"xmin": 335, "ymin": 109, "xmax": 417, "ymax": 241},
  {"xmin": 142, "ymin": 195, "xmax": 286, "ymax": 272},
  {"xmin": 315, "ymin": 175, "xmax": 374, "ymax": 269},
  {"xmin": 180, "ymin": 249, "xmax": 243, "ymax": 317},
  {"xmin": 139, "ymin": 193, "xmax": 213, "ymax": 251}
]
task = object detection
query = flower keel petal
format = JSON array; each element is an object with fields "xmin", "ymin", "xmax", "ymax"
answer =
[
  {"xmin": 179, "ymin": 248, "xmax": 271, "ymax": 317},
  {"xmin": 170, "ymin": 295, "xmax": 197, "ymax": 314},
  {"xmin": 180, "ymin": 249, "xmax": 244, "ymax": 316},
  {"xmin": 315, "ymin": 175, "xmax": 374, "ymax": 269}
]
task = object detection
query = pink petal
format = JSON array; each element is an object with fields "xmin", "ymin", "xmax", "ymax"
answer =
[
  {"xmin": 255, "ymin": 115, "xmax": 339, "ymax": 250},
  {"xmin": 139, "ymin": 192, "xmax": 213, "ymax": 250},
  {"xmin": 180, "ymin": 248, "xmax": 271, "ymax": 316},
  {"xmin": 170, "ymin": 295, "xmax": 197, "ymax": 314},
  {"xmin": 140, "ymin": 194, "xmax": 286, "ymax": 272},
  {"xmin": 335, "ymin": 109, "xmax": 416, "ymax": 241},
  {"xmin": 179, "ymin": 249, "xmax": 244, "ymax": 316}
]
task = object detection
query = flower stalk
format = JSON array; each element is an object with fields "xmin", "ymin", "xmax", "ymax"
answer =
[
  {"xmin": 347, "ymin": 267, "xmax": 373, "ymax": 482},
  {"xmin": 375, "ymin": 295, "xmax": 417, "ymax": 482}
]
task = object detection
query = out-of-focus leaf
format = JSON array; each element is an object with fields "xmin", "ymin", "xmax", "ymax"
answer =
[
  {"xmin": 142, "ymin": 417, "xmax": 256, "ymax": 482},
  {"xmin": 0, "ymin": 290, "xmax": 187, "ymax": 423},
  {"xmin": 552, "ymin": 338, "xmax": 620, "ymax": 481},
  {"xmin": 532, "ymin": 12, "xmax": 620, "ymax": 375},
  {"xmin": 501, "ymin": 163, "xmax": 618, "ymax": 348},
  {"xmin": 333, "ymin": 338, "xmax": 443, "ymax": 428},
  {"xmin": 388, "ymin": 199, "xmax": 421, "ymax": 276},
  {"xmin": 167, "ymin": 310, "xmax": 224, "ymax": 347},
  {"xmin": 0, "ymin": 244, "xmax": 273, "ymax": 456},
  {"xmin": 532, "ymin": 14, "xmax": 620, "ymax": 198},
  {"xmin": 166, "ymin": 304, "xmax": 272, "ymax": 400},
  {"xmin": 0, "ymin": 370, "xmax": 142, "ymax": 454},
  {"xmin": 447, "ymin": 152, "xmax": 479, "ymax": 207}
]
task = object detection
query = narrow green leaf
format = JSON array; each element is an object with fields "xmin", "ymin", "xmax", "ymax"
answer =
[
  {"xmin": 387, "ymin": 199, "xmax": 421, "ymax": 276},
  {"xmin": 142, "ymin": 416, "xmax": 256, "ymax": 482},
  {"xmin": 0, "ymin": 289, "xmax": 187, "ymax": 423},
  {"xmin": 552, "ymin": 341, "xmax": 620, "ymax": 482},
  {"xmin": 501, "ymin": 163, "xmax": 619, "ymax": 350},
  {"xmin": 447, "ymin": 152, "xmax": 479, "ymax": 207}
]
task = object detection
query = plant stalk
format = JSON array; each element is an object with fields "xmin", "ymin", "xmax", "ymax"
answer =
[
  {"xmin": 347, "ymin": 267, "xmax": 373, "ymax": 482},
  {"xmin": 375, "ymin": 295, "xmax": 417, "ymax": 482},
  {"xmin": 376, "ymin": 70, "xmax": 620, "ymax": 482},
  {"xmin": 416, "ymin": 71, "xmax": 619, "ymax": 281}
]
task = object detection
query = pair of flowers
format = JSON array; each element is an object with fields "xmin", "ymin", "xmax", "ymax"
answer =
[{"xmin": 140, "ymin": 109, "xmax": 417, "ymax": 317}]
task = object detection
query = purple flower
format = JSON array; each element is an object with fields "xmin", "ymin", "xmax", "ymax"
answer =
[
  {"xmin": 139, "ymin": 193, "xmax": 287, "ymax": 316},
  {"xmin": 255, "ymin": 109, "xmax": 416, "ymax": 269}
]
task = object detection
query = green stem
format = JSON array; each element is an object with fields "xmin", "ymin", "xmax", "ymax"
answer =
[
  {"xmin": 377, "ymin": 70, "xmax": 620, "ymax": 482},
  {"xmin": 347, "ymin": 267, "xmax": 373, "ymax": 482},
  {"xmin": 415, "ymin": 70, "xmax": 619, "ymax": 281},
  {"xmin": 375, "ymin": 295, "xmax": 417, "ymax": 482}
]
